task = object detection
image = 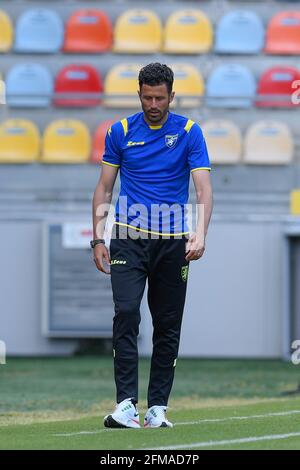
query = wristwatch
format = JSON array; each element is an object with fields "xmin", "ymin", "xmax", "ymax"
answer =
[{"xmin": 90, "ymin": 239, "xmax": 105, "ymax": 248}]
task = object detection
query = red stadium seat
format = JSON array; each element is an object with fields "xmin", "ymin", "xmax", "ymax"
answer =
[
  {"xmin": 64, "ymin": 9, "xmax": 113, "ymax": 53},
  {"xmin": 54, "ymin": 64, "xmax": 103, "ymax": 107},
  {"xmin": 256, "ymin": 66, "xmax": 300, "ymax": 108},
  {"xmin": 91, "ymin": 119, "xmax": 115, "ymax": 163}
]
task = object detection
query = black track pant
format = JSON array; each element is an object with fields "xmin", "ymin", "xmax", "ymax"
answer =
[{"xmin": 109, "ymin": 224, "xmax": 190, "ymax": 408}]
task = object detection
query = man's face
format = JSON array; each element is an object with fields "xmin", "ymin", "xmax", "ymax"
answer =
[{"xmin": 138, "ymin": 83, "xmax": 175, "ymax": 125}]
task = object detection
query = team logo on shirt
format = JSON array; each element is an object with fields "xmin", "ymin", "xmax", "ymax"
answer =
[{"xmin": 165, "ymin": 134, "xmax": 178, "ymax": 148}]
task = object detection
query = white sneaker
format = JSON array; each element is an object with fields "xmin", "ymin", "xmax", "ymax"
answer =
[
  {"xmin": 144, "ymin": 405, "xmax": 173, "ymax": 428},
  {"xmin": 104, "ymin": 398, "xmax": 141, "ymax": 429}
]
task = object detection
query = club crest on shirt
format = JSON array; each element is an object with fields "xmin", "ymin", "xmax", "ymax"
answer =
[{"xmin": 165, "ymin": 134, "xmax": 178, "ymax": 148}]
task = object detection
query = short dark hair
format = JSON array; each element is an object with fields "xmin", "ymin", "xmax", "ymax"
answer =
[{"xmin": 139, "ymin": 63, "xmax": 174, "ymax": 94}]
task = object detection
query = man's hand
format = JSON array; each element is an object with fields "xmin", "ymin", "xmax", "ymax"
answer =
[
  {"xmin": 93, "ymin": 244, "xmax": 111, "ymax": 274},
  {"xmin": 185, "ymin": 232, "xmax": 205, "ymax": 261}
]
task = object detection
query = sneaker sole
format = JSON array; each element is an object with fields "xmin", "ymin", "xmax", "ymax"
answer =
[
  {"xmin": 144, "ymin": 422, "xmax": 172, "ymax": 428},
  {"xmin": 104, "ymin": 415, "xmax": 140, "ymax": 429}
]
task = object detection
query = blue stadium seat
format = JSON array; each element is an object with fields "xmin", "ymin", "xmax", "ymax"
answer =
[
  {"xmin": 6, "ymin": 64, "xmax": 53, "ymax": 107},
  {"xmin": 215, "ymin": 10, "xmax": 264, "ymax": 54},
  {"xmin": 206, "ymin": 64, "xmax": 256, "ymax": 108},
  {"xmin": 15, "ymin": 8, "xmax": 63, "ymax": 53}
]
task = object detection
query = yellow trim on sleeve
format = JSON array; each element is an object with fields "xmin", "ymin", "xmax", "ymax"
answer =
[
  {"xmin": 121, "ymin": 118, "xmax": 128, "ymax": 136},
  {"xmin": 102, "ymin": 160, "xmax": 120, "ymax": 168},
  {"xmin": 184, "ymin": 119, "xmax": 195, "ymax": 133},
  {"xmin": 191, "ymin": 167, "xmax": 211, "ymax": 173}
]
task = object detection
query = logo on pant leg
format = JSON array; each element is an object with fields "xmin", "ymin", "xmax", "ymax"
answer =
[
  {"xmin": 181, "ymin": 265, "xmax": 189, "ymax": 282},
  {"xmin": 111, "ymin": 259, "xmax": 127, "ymax": 265}
]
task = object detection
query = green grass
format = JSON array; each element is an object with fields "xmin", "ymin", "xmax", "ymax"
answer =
[{"xmin": 1, "ymin": 357, "xmax": 300, "ymax": 449}]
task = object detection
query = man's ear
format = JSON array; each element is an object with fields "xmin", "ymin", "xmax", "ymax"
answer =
[{"xmin": 169, "ymin": 91, "xmax": 175, "ymax": 103}]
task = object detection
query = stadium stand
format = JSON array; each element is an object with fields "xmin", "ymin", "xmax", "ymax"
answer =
[
  {"xmin": 163, "ymin": 9, "xmax": 213, "ymax": 54},
  {"xmin": 215, "ymin": 10, "xmax": 264, "ymax": 54},
  {"xmin": 256, "ymin": 66, "xmax": 300, "ymax": 108},
  {"xmin": 0, "ymin": 0, "xmax": 299, "ymax": 166},
  {"xmin": 0, "ymin": 9, "xmax": 13, "ymax": 52},
  {"xmin": 63, "ymin": 9, "xmax": 113, "ymax": 53},
  {"xmin": 0, "ymin": 118, "xmax": 40, "ymax": 163},
  {"xmin": 54, "ymin": 64, "xmax": 103, "ymax": 107},
  {"xmin": 0, "ymin": 78, "xmax": 5, "ymax": 105},
  {"xmin": 6, "ymin": 63, "xmax": 53, "ymax": 108},
  {"xmin": 41, "ymin": 119, "xmax": 91, "ymax": 163},
  {"xmin": 15, "ymin": 8, "xmax": 64, "ymax": 53},
  {"xmin": 113, "ymin": 9, "xmax": 162, "ymax": 53},
  {"xmin": 265, "ymin": 11, "xmax": 300, "ymax": 55},
  {"xmin": 206, "ymin": 64, "xmax": 256, "ymax": 108},
  {"xmin": 202, "ymin": 120, "xmax": 242, "ymax": 164},
  {"xmin": 91, "ymin": 119, "xmax": 115, "ymax": 164},
  {"xmin": 171, "ymin": 63, "xmax": 204, "ymax": 108},
  {"xmin": 244, "ymin": 120, "xmax": 294, "ymax": 164},
  {"xmin": 104, "ymin": 63, "xmax": 141, "ymax": 108}
]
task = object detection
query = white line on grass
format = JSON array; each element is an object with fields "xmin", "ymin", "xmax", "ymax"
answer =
[
  {"xmin": 175, "ymin": 409, "xmax": 300, "ymax": 426},
  {"xmin": 52, "ymin": 409, "xmax": 300, "ymax": 437},
  {"xmin": 143, "ymin": 431, "xmax": 300, "ymax": 450}
]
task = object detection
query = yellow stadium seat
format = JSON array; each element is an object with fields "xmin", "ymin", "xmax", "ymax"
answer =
[
  {"xmin": 104, "ymin": 64, "xmax": 140, "ymax": 108},
  {"xmin": 244, "ymin": 121, "xmax": 294, "ymax": 165},
  {"xmin": 114, "ymin": 9, "xmax": 162, "ymax": 53},
  {"xmin": 42, "ymin": 120, "xmax": 91, "ymax": 163},
  {"xmin": 164, "ymin": 10, "xmax": 213, "ymax": 54},
  {"xmin": 202, "ymin": 120, "xmax": 242, "ymax": 164},
  {"xmin": 0, "ymin": 119, "xmax": 40, "ymax": 163},
  {"xmin": 171, "ymin": 63, "xmax": 204, "ymax": 108},
  {"xmin": 0, "ymin": 10, "xmax": 13, "ymax": 52},
  {"xmin": 290, "ymin": 190, "xmax": 300, "ymax": 216}
]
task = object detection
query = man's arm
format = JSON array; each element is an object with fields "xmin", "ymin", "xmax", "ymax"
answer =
[
  {"xmin": 185, "ymin": 170, "xmax": 213, "ymax": 261},
  {"xmin": 92, "ymin": 164, "xmax": 119, "ymax": 274}
]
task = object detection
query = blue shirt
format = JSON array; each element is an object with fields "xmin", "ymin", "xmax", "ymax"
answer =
[{"xmin": 102, "ymin": 111, "xmax": 211, "ymax": 235}]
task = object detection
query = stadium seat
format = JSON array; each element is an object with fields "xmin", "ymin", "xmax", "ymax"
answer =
[
  {"xmin": 15, "ymin": 8, "xmax": 63, "ymax": 53},
  {"xmin": 0, "ymin": 77, "xmax": 5, "ymax": 104},
  {"xmin": 202, "ymin": 120, "xmax": 242, "ymax": 164},
  {"xmin": 206, "ymin": 64, "xmax": 256, "ymax": 108},
  {"xmin": 163, "ymin": 10, "xmax": 213, "ymax": 54},
  {"xmin": 265, "ymin": 11, "xmax": 300, "ymax": 54},
  {"xmin": 42, "ymin": 120, "xmax": 91, "ymax": 163},
  {"xmin": 64, "ymin": 9, "xmax": 112, "ymax": 53},
  {"xmin": 54, "ymin": 65, "xmax": 103, "ymax": 107},
  {"xmin": 244, "ymin": 121, "xmax": 294, "ymax": 164},
  {"xmin": 256, "ymin": 66, "xmax": 300, "ymax": 108},
  {"xmin": 91, "ymin": 119, "xmax": 115, "ymax": 163},
  {"xmin": 6, "ymin": 63, "xmax": 53, "ymax": 108},
  {"xmin": 114, "ymin": 9, "xmax": 162, "ymax": 53},
  {"xmin": 0, "ymin": 10, "xmax": 13, "ymax": 52},
  {"xmin": 215, "ymin": 10, "xmax": 264, "ymax": 54},
  {"xmin": 171, "ymin": 64, "xmax": 204, "ymax": 108},
  {"xmin": 0, "ymin": 119, "xmax": 40, "ymax": 163},
  {"xmin": 290, "ymin": 190, "xmax": 300, "ymax": 216},
  {"xmin": 104, "ymin": 64, "xmax": 140, "ymax": 108}
]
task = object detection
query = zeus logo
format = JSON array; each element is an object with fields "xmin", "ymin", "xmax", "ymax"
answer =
[
  {"xmin": 291, "ymin": 80, "xmax": 300, "ymax": 105},
  {"xmin": 291, "ymin": 340, "xmax": 300, "ymax": 365}
]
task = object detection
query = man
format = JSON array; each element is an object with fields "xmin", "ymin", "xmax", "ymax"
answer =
[{"xmin": 92, "ymin": 63, "xmax": 213, "ymax": 429}]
